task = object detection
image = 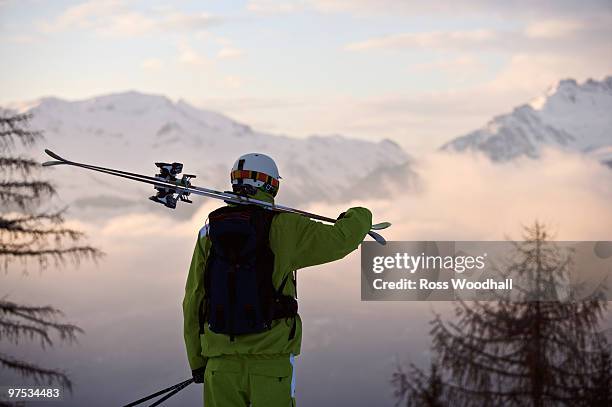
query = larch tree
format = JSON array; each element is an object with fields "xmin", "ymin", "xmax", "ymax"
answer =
[
  {"xmin": 0, "ymin": 112, "xmax": 102, "ymax": 397},
  {"xmin": 393, "ymin": 222, "xmax": 611, "ymax": 407}
]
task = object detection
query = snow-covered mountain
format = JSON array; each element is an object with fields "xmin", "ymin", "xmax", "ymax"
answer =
[
  {"xmin": 441, "ymin": 76, "xmax": 612, "ymax": 165},
  {"xmin": 7, "ymin": 91, "xmax": 410, "ymax": 218}
]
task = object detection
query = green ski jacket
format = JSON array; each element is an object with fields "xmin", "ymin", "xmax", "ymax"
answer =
[{"xmin": 183, "ymin": 190, "xmax": 372, "ymax": 371}]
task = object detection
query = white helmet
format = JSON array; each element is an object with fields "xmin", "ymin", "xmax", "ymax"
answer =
[{"xmin": 230, "ymin": 153, "xmax": 280, "ymax": 196}]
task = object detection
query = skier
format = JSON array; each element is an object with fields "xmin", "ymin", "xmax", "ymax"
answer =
[{"xmin": 182, "ymin": 153, "xmax": 372, "ymax": 407}]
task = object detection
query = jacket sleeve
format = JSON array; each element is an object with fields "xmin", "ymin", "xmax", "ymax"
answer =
[
  {"xmin": 182, "ymin": 234, "xmax": 208, "ymax": 371},
  {"xmin": 289, "ymin": 207, "xmax": 372, "ymax": 270}
]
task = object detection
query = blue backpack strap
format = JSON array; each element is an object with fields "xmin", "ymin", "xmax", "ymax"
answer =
[{"xmin": 198, "ymin": 221, "xmax": 210, "ymax": 335}]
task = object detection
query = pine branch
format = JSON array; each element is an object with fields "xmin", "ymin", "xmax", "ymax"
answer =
[
  {"xmin": 455, "ymin": 300, "xmax": 529, "ymax": 336},
  {"xmin": 0, "ymin": 181, "xmax": 55, "ymax": 196},
  {"xmin": 0, "ymin": 129, "xmax": 40, "ymax": 138},
  {"xmin": 0, "ymin": 212, "xmax": 84, "ymax": 241},
  {"xmin": 0, "ymin": 156, "xmax": 39, "ymax": 175},
  {"xmin": 0, "ymin": 246, "xmax": 102, "ymax": 269},
  {"xmin": 0, "ymin": 301, "xmax": 66, "ymax": 315},
  {"xmin": 436, "ymin": 337, "xmax": 528, "ymax": 379},
  {"xmin": 392, "ymin": 362, "xmax": 447, "ymax": 407},
  {"xmin": 0, "ymin": 212, "xmax": 66, "ymax": 229},
  {"xmin": 0, "ymin": 300, "xmax": 83, "ymax": 344},
  {"xmin": 0, "ymin": 210, "xmax": 104, "ymax": 270},
  {"xmin": 0, "ymin": 352, "xmax": 71, "ymax": 391},
  {"xmin": 0, "ymin": 300, "xmax": 84, "ymax": 357},
  {"xmin": 0, "ymin": 318, "xmax": 52, "ymax": 347},
  {"xmin": 0, "ymin": 113, "xmax": 42, "ymax": 150},
  {"xmin": 0, "ymin": 246, "xmax": 100, "ymax": 257},
  {"xmin": 0, "ymin": 191, "xmax": 41, "ymax": 209},
  {"xmin": 7, "ymin": 314, "xmax": 81, "ymax": 344},
  {"xmin": 0, "ymin": 181, "xmax": 56, "ymax": 208},
  {"xmin": 0, "ymin": 114, "xmax": 35, "ymax": 127},
  {"xmin": 433, "ymin": 321, "xmax": 524, "ymax": 366}
]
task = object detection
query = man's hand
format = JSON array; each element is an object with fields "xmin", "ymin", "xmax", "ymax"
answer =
[{"xmin": 192, "ymin": 366, "xmax": 205, "ymax": 384}]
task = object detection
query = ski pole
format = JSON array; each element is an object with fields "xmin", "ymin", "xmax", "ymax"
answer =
[
  {"xmin": 147, "ymin": 379, "xmax": 194, "ymax": 407},
  {"xmin": 122, "ymin": 378, "xmax": 194, "ymax": 407}
]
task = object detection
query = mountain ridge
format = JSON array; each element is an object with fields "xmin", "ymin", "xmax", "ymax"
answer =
[
  {"xmin": 3, "ymin": 91, "xmax": 411, "ymax": 217},
  {"xmin": 441, "ymin": 76, "xmax": 612, "ymax": 164}
]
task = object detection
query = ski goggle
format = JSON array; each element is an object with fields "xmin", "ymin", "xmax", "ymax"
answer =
[
  {"xmin": 231, "ymin": 170, "xmax": 279, "ymax": 188},
  {"xmin": 231, "ymin": 170, "xmax": 279, "ymax": 196}
]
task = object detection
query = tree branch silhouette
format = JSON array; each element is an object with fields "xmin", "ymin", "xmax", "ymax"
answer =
[{"xmin": 1, "ymin": 112, "xmax": 103, "ymax": 396}]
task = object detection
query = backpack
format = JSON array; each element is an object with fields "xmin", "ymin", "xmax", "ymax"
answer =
[{"xmin": 200, "ymin": 205, "xmax": 297, "ymax": 341}]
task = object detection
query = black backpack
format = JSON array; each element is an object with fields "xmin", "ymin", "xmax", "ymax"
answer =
[{"xmin": 199, "ymin": 205, "xmax": 297, "ymax": 341}]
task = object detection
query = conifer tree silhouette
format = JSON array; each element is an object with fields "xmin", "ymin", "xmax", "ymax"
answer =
[
  {"xmin": 0, "ymin": 112, "xmax": 102, "ymax": 401},
  {"xmin": 394, "ymin": 223, "xmax": 610, "ymax": 407}
]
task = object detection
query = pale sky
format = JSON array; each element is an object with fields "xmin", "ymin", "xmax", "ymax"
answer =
[
  {"xmin": 2, "ymin": 4, "xmax": 612, "ymax": 405},
  {"xmin": 1, "ymin": 0, "xmax": 611, "ymax": 153}
]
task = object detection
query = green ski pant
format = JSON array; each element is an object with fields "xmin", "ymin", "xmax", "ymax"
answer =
[{"xmin": 204, "ymin": 354, "xmax": 296, "ymax": 407}]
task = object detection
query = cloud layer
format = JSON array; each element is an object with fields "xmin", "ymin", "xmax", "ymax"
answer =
[
  {"xmin": 248, "ymin": 0, "xmax": 612, "ymax": 18},
  {"xmin": 39, "ymin": 0, "xmax": 220, "ymax": 36},
  {"xmin": 4, "ymin": 147, "xmax": 611, "ymax": 406}
]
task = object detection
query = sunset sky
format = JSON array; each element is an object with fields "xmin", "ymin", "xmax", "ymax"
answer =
[
  {"xmin": 2, "ymin": 2, "xmax": 612, "ymax": 406},
  {"xmin": 1, "ymin": 0, "xmax": 611, "ymax": 153}
]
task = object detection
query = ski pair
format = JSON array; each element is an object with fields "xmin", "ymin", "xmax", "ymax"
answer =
[{"xmin": 42, "ymin": 149, "xmax": 391, "ymax": 244}]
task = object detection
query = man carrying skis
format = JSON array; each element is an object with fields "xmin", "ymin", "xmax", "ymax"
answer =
[{"xmin": 183, "ymin": 153, "xmax": 372, "ymax": 406}]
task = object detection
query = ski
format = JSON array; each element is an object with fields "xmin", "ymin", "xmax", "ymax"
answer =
[
  {"xmin": 43, "ymin": 149, "xmax": 390, "ymax": 245},
  {"xmin": 370, "ymin": 222, "xmax": 391, "ymax": 231}
]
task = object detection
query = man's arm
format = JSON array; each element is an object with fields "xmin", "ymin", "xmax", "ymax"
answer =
[
  {"xmin": 286, "ymin": 206, "xmax": 372, "ymax": 270},
  {"xmin": 182, "ymin": 235, "xmax": 207, "ymax": 371}
]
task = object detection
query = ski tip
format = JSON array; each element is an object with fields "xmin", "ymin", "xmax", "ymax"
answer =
[
  {"xmin": 44, "ymin": 149, "xmax": 63, "ymax": 161},
  {"xmin": 371, "ymin": 222, "xmax": 392, "ymax": 230},
  {"xmin": 368, "ymin": 231, "xmax": 387, "ymax": 245},
  {"xmin": 42, "ymin": 160, "xmax": 63, "ymax": 167}
]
